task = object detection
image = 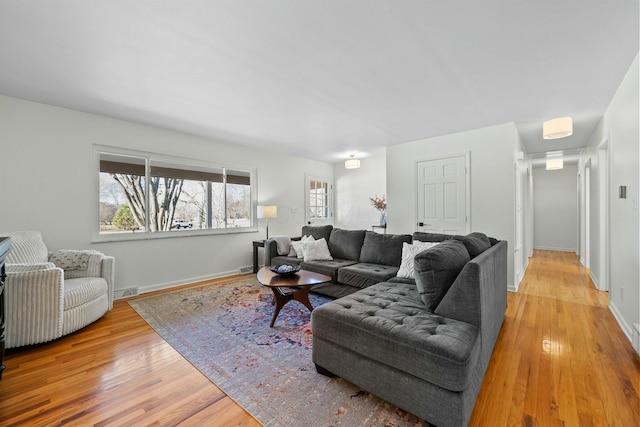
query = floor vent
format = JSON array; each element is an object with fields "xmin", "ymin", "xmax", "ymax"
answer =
[
  {"xmin": 239, "ymin": 266, "xmax": 253, "ymax": 274},
  {"xmin": 114, "ymin": 287, "xmax": 139, "ymax": 299},
  {"xmin": 633, "ymin": 323, "xmax": 640, "ymax": 357}
]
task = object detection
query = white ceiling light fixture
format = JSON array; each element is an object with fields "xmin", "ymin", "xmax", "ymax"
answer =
[
  {"xmin": 345, "ymin": 154, "xmax": 360, "ymax": 169},
  {"xmin": 543, "ymin": 117, "xmax": 573, "ymax": 139},
  {"xmin": 546, "ymin": 150, "xmax": 564, "ymax": 170}
]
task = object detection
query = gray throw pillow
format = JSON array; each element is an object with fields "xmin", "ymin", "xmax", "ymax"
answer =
[
  {"xmin": 455, "ymin": 232, "xmax": 491, "ymax": 258},
  {"xmin": 359, "ymin": 231, "xmax": 412, "ymax": 267},
  {"xmin": 414, "ymin": 239, "xmax": 470, "ymax": 311}
]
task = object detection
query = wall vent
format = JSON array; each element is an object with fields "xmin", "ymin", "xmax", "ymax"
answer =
[{"xmin": 239, "ymin": 266, "xmax": 253, "ymax": 274}]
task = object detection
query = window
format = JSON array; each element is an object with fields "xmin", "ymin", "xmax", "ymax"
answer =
[
  {"xmin": 306, "ymin": 175, "xmax": 332, "ymax": 222},
  {"xmin": 98, "ymin": 148, "xmax": 255, "ymax": 238}
]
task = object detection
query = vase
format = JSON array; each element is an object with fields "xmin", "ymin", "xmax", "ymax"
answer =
[{"xmin": 379, "ymin": 213, "xmax": 386, "ymax": 227}]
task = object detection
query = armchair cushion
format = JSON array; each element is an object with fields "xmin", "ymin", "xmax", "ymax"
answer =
[
  {"xmin": 3, "ymin": 230, "xmax": 48, "ymax": 264},
  {"xmin": 6, "ymin": 262, "xmax": 57, "ymax": 273}
]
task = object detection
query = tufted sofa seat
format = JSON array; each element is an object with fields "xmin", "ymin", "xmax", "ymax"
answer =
[{"xmin": 312, "ymin": 282, "xmax": 480, "ymax": 391}]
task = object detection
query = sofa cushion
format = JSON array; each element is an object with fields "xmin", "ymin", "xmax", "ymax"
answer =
[
  {"xmin": 359, "ymin": 232, "xmax": 412, "ymax": 267},
  {"xmin": 414, "ymin": 240, "xmax": 470, "ymax": 311},
  {"xmin": 454, "ymin": 232, "xmax": 491, "ymax": 258},
  {"xmin": 2, "ymin": 230, "xmax": 49, "ymax": 264},
  {"xmin": 312, "ymin": 282, "xmax": 481, "ymax": 392},
  {"xmin": 301, "ymin": 238, "xmax": 333, "ymax": 262},
  {"xmin": 337, "ymin": 263, "xmax": 400, "ymax": 289},
  {"xmin": 328, "ymin": 228, "xmax": 366, "ymax": 261},
  {"xmin": 412, "ymin": 232, "xmax": 460, "ymax": 243},
  {"xmin": 300, "ymin": 258, "xmax": 358, "ymax": 282},
  {"xmin": 387, "ymin": 276, "xmax": 416, "ymax": 285},
  {"xmin": 301, "ymin": 225, "xmax": 333, "ymax": 242}
]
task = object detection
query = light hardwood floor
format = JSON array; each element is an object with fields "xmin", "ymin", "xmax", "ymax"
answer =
[{"xmin": 1, "ymin": 250, "xmax": 638, "ymax": 426}]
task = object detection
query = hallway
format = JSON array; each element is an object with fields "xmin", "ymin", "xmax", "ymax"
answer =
[{"xmin": 470, "ymin": 249, "xmax": 640, "ymax": 426}]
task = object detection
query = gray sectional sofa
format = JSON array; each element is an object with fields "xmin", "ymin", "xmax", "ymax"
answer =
[{"xmin": 264, "ymin": 225, "xmax": 507, "ymax": 427}]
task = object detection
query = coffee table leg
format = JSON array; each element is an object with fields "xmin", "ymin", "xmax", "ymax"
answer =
[
  {"xmin": 269, "ymin": 286, "xmax": 313, "ymax": 327},
  {"xmin": 270, "ymin": 288, "xmax": 292, "ymax": 327},
  {"xmin": 292, "ymin": 286, "xmax": 313, "ymax": 312}
]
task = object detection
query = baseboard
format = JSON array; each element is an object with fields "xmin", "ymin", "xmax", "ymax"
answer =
[
  {"xmin": 115, "ymin": 268, "xmax": 247, "ymax": 299},
  {"xmin": 509, "ymin": 257, "xmax": 529, "ymax": 293},
  {"xmin": 609, "ymin": 300, "xmax": 633, "ymax": 344},
  {"xmin": 632, "ymin": 323, "xmax": 640, "ymax": 357},
  {"xmin": 589, "ymin": 270, "xmax": 602, "ymax": 291},
  {"xmin": 533, "ymin": 246, "xmax": 577, "ymax": 252}
]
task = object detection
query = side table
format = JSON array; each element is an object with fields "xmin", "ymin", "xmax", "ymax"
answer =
[{"xmin": 252, "ymin": 240, "xmax": 265, "ymax": 273}]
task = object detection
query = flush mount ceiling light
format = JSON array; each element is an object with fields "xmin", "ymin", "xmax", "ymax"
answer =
[
  {"xmin": 543, "ymin": 117, "xmax": 573, "ymax": 139},
  {"xmin": 546, "ymin": 158, "xmax": 564, "ymax": 170},
  {"xmin": 344, "ymin": 154, "xmax": 360, "ymax": 169}
]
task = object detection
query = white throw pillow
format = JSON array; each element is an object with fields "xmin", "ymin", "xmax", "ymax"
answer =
[
  {"xmin": 397, "ymin": 241, "xmax": 440, "ymax": 279},
  {"xmin": 291, "ymin": 235, "xmax": 314, "ymax": 259},
  {"xmin": 300, "ymin": 237, "xmax": 333, "ymax": 262}
]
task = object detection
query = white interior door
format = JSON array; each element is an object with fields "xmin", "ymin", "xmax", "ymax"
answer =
[{"xmin": 416, "ymin": 155, "xmax": 468, "ymax": 234}]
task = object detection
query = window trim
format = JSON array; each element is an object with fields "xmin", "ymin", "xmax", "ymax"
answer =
[{"xmin": 93, "ymin": 145, "xmax": 258, "ymax": 243}]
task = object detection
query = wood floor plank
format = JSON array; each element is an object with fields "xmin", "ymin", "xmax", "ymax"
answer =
[{"xmin": 1, "ymin": 252, "xmax": 639, "ymax": 426}]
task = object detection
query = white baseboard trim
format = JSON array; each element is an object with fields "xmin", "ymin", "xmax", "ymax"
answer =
[
  {"xmin": 589, "ymin": 270, "xmax": 602, "ymax": 290},
  {"xmin": 609, "ymin": 300, "xmax": 633, "ymax": 344},
  {"xmin": 115, "ymin": 269, "xmax": 248, "ymax": 299},
  {"xmin": 533, "ymin": 246, "xmax": 577, "ymax": 252}
]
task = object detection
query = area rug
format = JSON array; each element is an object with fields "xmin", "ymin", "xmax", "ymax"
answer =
[{"xmin": 128, "ymin": 275, "xmax": 426, "ymax": 427}]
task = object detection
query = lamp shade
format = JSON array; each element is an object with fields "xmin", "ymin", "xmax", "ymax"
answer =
[
  {"xmin": 345, "ymin": 154, "xmax": 360, "ymax": 169},
  {"xmin": 546, "ymin": 158, "xmax": 564, "ymax": 170},
  {"xmin": 543, "ymin": 117, "xmax": 573, "ymax": 139},
  {"xmin": 257, "ymin": 205, "xmax": 277, "ymax": 219}
]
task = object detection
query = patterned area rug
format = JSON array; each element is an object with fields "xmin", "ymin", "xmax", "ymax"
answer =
[{"xmin": 128, "ymin": 275, "xmax": 426, "ymax": 427}]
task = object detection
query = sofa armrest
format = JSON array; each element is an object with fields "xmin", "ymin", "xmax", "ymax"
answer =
[
  {"xmin": 5, "ymin": 266, "xmax": 64, "ymax": 348},
  {"xmin": 435, "ymin": 240, "xmax": 508, "ymax": 364},
  {"xmin": 263, "ymin": 239, "xmax": 280, "ymax": 267}
]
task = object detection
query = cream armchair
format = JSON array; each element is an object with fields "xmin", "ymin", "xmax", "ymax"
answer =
[{"xmin": 2, "ymin": 231, "xmax": 114, "ymax": 349}]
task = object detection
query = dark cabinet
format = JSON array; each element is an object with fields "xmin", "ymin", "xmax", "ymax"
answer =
[{"xmin": 0, "ymin": 237, "xmax": 10, "ymax": 379}]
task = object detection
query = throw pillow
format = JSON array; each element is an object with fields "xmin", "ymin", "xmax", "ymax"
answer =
[
  {"xmin": 291, "ymin": 235, "xmax": 314, "ymax": 259},
  {"xmin": 414, "ymin": 239, "xmax": 470, "ymax": 311},
  {"xmin": 396, "ymin": 241, "xmax": 440, "ymax": 279},
  {"xmin": 301, "ymin": 237, "xmax": 333, "ymax": 262}
]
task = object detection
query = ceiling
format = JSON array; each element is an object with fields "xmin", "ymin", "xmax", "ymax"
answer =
[{"xmin": 0, "ymin": 1, "xmax": 637, "ymax": 164}]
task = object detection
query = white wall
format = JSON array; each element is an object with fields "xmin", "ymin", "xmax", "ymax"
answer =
[
  {"xmin": 333, "ymin": 154, "xmax": 386, "ymax": 230},
  {"xmin": 580, "ymin": 54, "xmax": 639, "ymax": 341},
  {"xmin": 606, "ymin": 54, "xmax": 639, "ymax": 339},
  {"xmin": 386, "ymin": 122, "xmax": 518, "ymax": 290},
  {"xmin": 532, "ymin": 164, "xmax": 578, "ymax": 252},
  {"xmin": 0, "ymin": 95, "xmax": 333, "ymax": 294}
]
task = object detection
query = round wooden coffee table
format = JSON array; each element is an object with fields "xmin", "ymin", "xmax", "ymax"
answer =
[{"xmin": 257, "ymin": 266, "xmax": 331, "ymax": 327}]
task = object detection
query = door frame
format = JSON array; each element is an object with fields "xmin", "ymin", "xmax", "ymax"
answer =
[
  {"xmin": 414, "ymin": 152, "xmax": 471, "ymax": 233},
  {"xmin": 597, "ymin": 139, "xmax": 610, "ymax": 292}
]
